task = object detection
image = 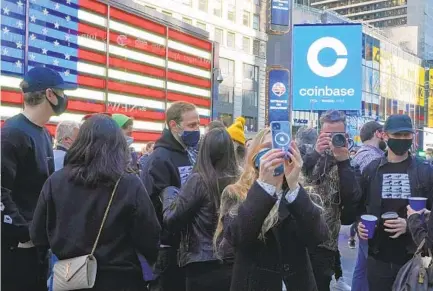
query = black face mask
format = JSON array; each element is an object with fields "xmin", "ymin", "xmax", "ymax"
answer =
[
  {"xmin": 47, "ymin": 91, "xmax": 68, "ymax": 116},
  {"xmin": 386, "ymin": 138, "xmax": 412, "ymax": 156},
  {"xmin": 379, "ymin": 140, "xmax": 387, "ymax": 151}
]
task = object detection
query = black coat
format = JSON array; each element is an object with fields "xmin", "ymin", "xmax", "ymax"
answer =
[
  {"xmin": 162, "ymin": 173, "xmax": 225, "ymax": 267},
  {"xmin": 223, "ymin": 182, "xmax": 328, "ymax": 291},
  {"xmin": 141, "ymin": 129, "xmax": 193, "ymax": 246}
]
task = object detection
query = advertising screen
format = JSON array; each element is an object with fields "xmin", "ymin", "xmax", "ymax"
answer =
[{"xmin": 292, "ymin": 24, "xmax": 362, "ymax": 111}]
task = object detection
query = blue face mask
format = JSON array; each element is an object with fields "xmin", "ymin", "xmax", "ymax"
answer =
[
  {"xmin": 180, "ymin": 130, "xmax": 200, "ymax": 147},
  {"xmin": 254, "ymin": 148, "xmax": 284, "ymax": 176},
  {"xmin": 125, "ymin": 136, "xmax": 134, "ymax": 146}
]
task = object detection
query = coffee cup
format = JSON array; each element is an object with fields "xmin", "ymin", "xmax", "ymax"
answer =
[
  {"xmin": 409, "ymin": 197, "xmax": 427, "ymax": 212},
  {"xmin": 361, "ymin": 215, "xmax": 378, "ymax": 239}
]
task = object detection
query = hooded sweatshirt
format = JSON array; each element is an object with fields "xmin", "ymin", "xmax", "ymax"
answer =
[{"xmin": 140, "ymin": 129, "xmax": 193, "ymax": 246}]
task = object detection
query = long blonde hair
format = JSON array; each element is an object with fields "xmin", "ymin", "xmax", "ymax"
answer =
[{"xmin": 213, "ymin": 128, "xmax": 279, "ymax": 251}]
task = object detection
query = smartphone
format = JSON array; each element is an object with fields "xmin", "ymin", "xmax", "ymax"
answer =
[{"xmin": 270, "ymin": 121, "xmax": 291, "ymax": 153}]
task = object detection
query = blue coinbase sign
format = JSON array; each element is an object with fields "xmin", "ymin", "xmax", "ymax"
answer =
[{"xmin": 293, "ymin": 24, "xmax": 362, "ymax": 111}]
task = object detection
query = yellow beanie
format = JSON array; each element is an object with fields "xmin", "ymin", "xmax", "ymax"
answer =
[{"xmin": 227, "ymin": 117, "xmax": 246, "ymax": 145}]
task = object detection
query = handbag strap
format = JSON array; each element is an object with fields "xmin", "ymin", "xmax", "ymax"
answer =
[{"xmin": 90, "ymin": 177, "xmax": 121, "ymax": 255}]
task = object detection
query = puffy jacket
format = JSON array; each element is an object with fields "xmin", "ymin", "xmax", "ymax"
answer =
[{"xmin": 162, "ymin": 173, "xmax": 232, "ymax": 267}]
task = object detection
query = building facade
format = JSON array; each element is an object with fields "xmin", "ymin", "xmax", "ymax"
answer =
[
  {"xmin": 297, "ymin": 0, "xmax": 433, "ymax": 61},
  {"xmin": 133, "ymin": 0, "xmax": 268, "ymax": 131},
  {"xmin": 293, "ymin": 4, "xmax": 428, "ymax": 144}
]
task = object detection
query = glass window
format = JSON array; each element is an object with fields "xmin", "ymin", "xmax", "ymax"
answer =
[
  {"xmin": 162, "ymin": 11, "xmax": 172, "ymax": 16},
  {"xmin": 253, "ymin": 14, "xmax": 260, "ymax": 30},
  {"xmin": 214, "ymin": 28, "xmax": 223, "ymax": 44},
  {"xmin": 242, "ymin": 90, "xmax": 258, "ymax": 107},
  {"xmin": 220, "ymin": 58, "xmax": 235, "ymax": 76},
  {"xmin": 219, "ymin": 86, "xmax": 234, "ymax": 103},
  {"xmin": 182, "ymin": 17, "xmax": 192, "ymax": 25},
  {"xmin": 199, "ymin": 0, "xmax": 208, "ymax": 12},
  {"xmin": 243, "ymin": 63, "xmax": 258, "ymax": 81},
  {"xmin": 214, "ymin": 0, "xmax": 222, "ymax": 17},
  {"xmin": 242, "ymin": 37, "xmax": 250, "ymax": 53},
  {"xmin": 228, "ymin": 4, "xmax": 236, "ymax": 21},
  {"xmin": 145, "ymin": 6, "xmax": 156, "ymax": 10},
  {"xmin": 196, "ymin": 22, "xmax": 206, "ymax": 30},
  {"xmin": 227, "ymin": 32, "xmax": 235, "ymax": 48},
  {"xmin": 253, "ymin": 40, "xmax": 260, "ymax": 56},
  {"xmin": 243, "ymin": 11, "xmax": 250, "ymax": 26},
  {"xmin": 244, "ymin": 116, "xmax": 258, "ymax": 132}
]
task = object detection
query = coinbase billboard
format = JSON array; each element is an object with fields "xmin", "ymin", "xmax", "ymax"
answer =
[{"xmin": 293, "ymin": 24, "xmax": 362, "ymax": 111}]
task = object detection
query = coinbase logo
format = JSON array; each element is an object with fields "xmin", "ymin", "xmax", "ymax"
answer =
[{"xmin": 307, "ymin": 37, "xmax": 348, "ymax": 78}]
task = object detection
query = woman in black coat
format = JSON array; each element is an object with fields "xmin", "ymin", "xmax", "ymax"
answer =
[
  {"xmin": 214, "ymin": 128, "xmax": 328, "ymax": 291},
  {"xmin": 162, "ymin": 128, "xmax": 239, "ymax": 291}
]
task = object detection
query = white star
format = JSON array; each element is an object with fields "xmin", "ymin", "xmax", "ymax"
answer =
[
  {"xmin": 30, "ymin": 15, "xmax": 36, "ymax": 22},
  {"xmin": 30, "ymin": 33, "xmax": 36, "ymax": 40},
  {"xmin": 2, "ymin": 48, "xmax": 9, "ymax": 56},
  {"xmin": 29, "ymin": 53, "xmax": 36, "ymax": 61},
  {"xmin": 65, "ymin": 15, "xmax": 71, "ymax": 22},
  {"xmin": 64, "ymin": 34, "xmax": 70, "ymax": 41},
  {"xmin": 43, "ymin": 8, "xmax": 49, "ymax": 16},
  {"xmin": 66, "ymin": 0, "xmax": 71, "ymax": 4},
  {"xmin": 64, "ymin": 70, "xmax": 70, "ymax": 76},
  {"xmin": 3, "ymin": 7, "xmax": 10, "ymax": 15},
  {"xmin": 53, "ymin": 59, "xmax": 59, "ymax": 66},
  {"xmin": 42, "ymin": 48, "xmax": 48, "ymax": 54},
  {"xmin": 16, "ymin": 41, "xmax": 22, "ymax": 49},
  {"xmin": 64, "ymin": 53, "xmax": 70, "ymax": 60},
  {"xmin": 54, "ymin": 22, "xmax": 59, "ymax": 29},
  {"xmin": 55, "ymin": 3, "xmax": 60, "ymax": 10},
  {"xmin": 2, "ymin": 27, "xmax": 9, "ymax": 34},
  {"xmin": 17, "ymin": 1, "xmax": 24, "ymax": 8},
  {"xmin": 15, "ymin": 60, "xmax": 22, "ymax": 68},
  {"xmin": 42, "ymin": 27, "xmax": 48, "ymax": 35},
  {"xmin": 16, "ymin": 20, "xmax": 23, "ymax": 29},
  {"xmin": 53, "ymin": 40, "xmax": 59, "ymax": 46}
]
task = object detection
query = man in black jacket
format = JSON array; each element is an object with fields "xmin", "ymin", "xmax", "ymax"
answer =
[
  {"xmin": 301, "ymin": 110, "xmax": 362, "ymax": 291},
  {"xmin": 141, "ymin": 101, "xmax": 201, "ymax": 291},
  {"xmin": 357, "ymin": 114, "xmax": 433, "ymax": 291},
  {"xmin": 1, "ymin": 67, "xmax": 76, "ymax": 291}
]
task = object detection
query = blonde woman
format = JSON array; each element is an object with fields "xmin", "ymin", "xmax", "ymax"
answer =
[{"xmin": 214, "ymin": 128, "xmax": 328, "ymax": 291}]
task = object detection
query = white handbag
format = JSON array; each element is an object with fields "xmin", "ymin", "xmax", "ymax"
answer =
[{"xmin": 53, "ymin": 178, "xmax": 121, "ymax": 291}]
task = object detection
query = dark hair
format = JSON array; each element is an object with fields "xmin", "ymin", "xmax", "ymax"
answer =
[
  {"xmin": 207, "ymin": 120, "xmax": 226, "ymax": 131},
  {"xmin": 360, "ymin": 121, "xmax": 383, "ymax": 142},
  {"xmin": 65, "ymin": 114, "xmax": 129, "ymax": 187},
  {"xmin": 320, "ymin": 110, "xmax": 346, "ymax": 128},
  {"xmin": 194, "ymin": 128, "xmax": 239, "ymax": 209}
]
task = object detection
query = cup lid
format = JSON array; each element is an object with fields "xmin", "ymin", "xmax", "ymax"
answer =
[
  {"xmin": 409, "ymin": 197, "xmax": 427, "ymax": 201},
  {"xmin": 381, "ymin": 212, "xmax": 398, "ymax": 219},
  {"xmin": 361, "ymin": 214, "xmax": 378, "ymax": 221}
]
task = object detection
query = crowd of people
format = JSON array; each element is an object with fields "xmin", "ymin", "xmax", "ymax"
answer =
[{"xmin": 3, "ymin": 67, "xmax": 433, "ymax": 291}]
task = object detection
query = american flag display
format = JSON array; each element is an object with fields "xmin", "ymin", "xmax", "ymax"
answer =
[{"xmin": 1, "ymin": 0, "xmax": 213, "ymax": 146}]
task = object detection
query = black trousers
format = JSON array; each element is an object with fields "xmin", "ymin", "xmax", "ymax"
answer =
[
  {"xmin": 367, "ymin": 256, "xmax": 403, "ymax": 291},
  {"xmin": 1, "ymin": 246, "xmax": 47, "ymax": 291},
  {"xmin": 309, "ymin": 246, "xmax": 336, "ymax": 291},
  {"xmin": 184, "ymin": 261, "xmax": 232, "ymax": 291},
  {"xmin": 149, "ymin": 248, "xmax": 186, "ymax": 291},
  {"xmin": 334, "ymin": 249, "xmax": 343, "ymax": 280}
]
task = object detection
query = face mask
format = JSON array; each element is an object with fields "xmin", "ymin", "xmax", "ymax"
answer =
[
  {"xmin": 386, "ymin": 138, "xmax": 412, "ymax": 156},
  {"xmin": 125, "ymin": 136, "xmax": 134, "ymax": 146},
  {"xmin": 254, "ymin": 148, "xmax": 284, "ymax": 176},
  {"xmin": 379, "ymin": 140, "xmax": 387, "ymax": 151},
  {"xmin": 47, "ymin": 91, "xmax": 68, "ymax": 116},
  {"xmin": 179, "ymin": 129, "xmax": 200, "ymax": 147}
]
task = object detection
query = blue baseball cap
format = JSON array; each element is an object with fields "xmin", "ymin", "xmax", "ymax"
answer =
[
  {"xmin": 22, "ymin": 67, "xmax": 77, "ymax": 93},
  {"xmin": 384, "ymin": 114, "xmax": 414, "ymax": 134}
]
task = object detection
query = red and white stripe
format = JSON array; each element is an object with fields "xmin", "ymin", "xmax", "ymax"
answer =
[{"xmin": 1, "ymin": 0, "xmax": 213, "ymax": 142}]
